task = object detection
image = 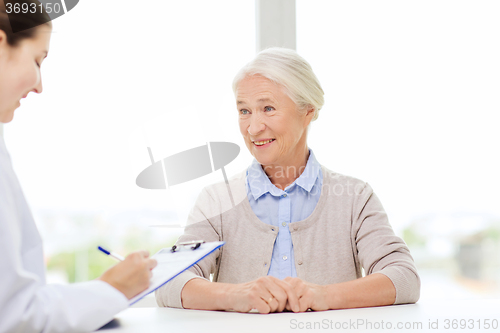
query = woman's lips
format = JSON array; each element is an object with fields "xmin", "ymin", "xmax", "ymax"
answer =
[{"xmin": 253, "ymin": 139, "xmax": 275, "ymax": 149}]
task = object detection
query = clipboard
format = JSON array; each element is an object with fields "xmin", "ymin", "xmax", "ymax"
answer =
[{"xmin": 129, "ymin": 240, "xmax": 225, "ymax": 305}]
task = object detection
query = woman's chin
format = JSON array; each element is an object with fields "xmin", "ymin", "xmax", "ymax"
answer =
[
  {"xmin": 249, "ymin": 144, "xmax": 279, "ymax": 166},
  {"xmin": 0, "ymin": 107, "xmax": 16, "ymax": 123},
  {"xmin": 252, "ymin": 154, "xmax": 275, "ymax": 167}
]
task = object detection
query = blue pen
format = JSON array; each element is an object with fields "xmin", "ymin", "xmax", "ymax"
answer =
[{"xmin": 98, "ymin": 246, "xmax": 125, "ymax": 261}]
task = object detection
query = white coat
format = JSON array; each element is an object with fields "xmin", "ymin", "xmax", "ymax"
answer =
[{"xmin": 0, "ymin": 137, "xmax": 128, "ymax": 333}]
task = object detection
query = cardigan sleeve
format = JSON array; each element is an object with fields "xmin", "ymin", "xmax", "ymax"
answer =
[
  {"xmin": 352, "ymin": 183, "xmax": 421, "ymax": 304},
  {"xmin": 155, "ymin": 187, "xmax": 223, "ymax": 308}
]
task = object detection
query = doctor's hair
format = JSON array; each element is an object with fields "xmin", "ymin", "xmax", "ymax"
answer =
[
  {"xmin": 0, "ymin": 0, "xmax": 51, "ymax": 47},
  {"xmin": 232, "ymin": 47, "xmax": 325, "ymax": 121}
]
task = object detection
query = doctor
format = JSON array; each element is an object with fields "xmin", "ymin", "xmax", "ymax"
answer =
[{"xmin": 0, "ymin": 1, "xmax": 157, "ymax": 332}]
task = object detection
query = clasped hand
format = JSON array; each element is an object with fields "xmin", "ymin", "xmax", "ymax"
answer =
[{"xmin": 228, "ymin": 276, "xmax": 330, "ymax": 313}]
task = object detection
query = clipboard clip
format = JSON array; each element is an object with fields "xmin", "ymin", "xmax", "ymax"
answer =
[{"xmin": 171, "ymin": 240, "xmax": 205, "ymax": 252}]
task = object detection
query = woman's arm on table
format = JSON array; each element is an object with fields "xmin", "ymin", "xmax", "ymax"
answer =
[
  {"xmin": 181, "ymin": 276, "xmax": 300, "ymax": 313},
  {"xmin": 283, "ymin": 273, "xmax": 395, "ymax": 312},
  {"xmin": 326, "ymin": 273, "xmax": 395, "ymax": 308}
]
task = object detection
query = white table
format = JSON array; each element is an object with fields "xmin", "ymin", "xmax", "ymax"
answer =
[{"xmin": 98, "ymin": 299, "xmax": 500, "ymax": 333}]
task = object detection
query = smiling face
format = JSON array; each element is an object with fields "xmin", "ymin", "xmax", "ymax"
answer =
[
  {"xmin": 0, "ymin": 26, "xmax": 51, "ymax": 123},
  {"xmin": 236, "ymin": 75, "xmax": 314, "ymax": 170}
]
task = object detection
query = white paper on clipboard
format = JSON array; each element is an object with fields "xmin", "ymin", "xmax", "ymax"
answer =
[{"xmin": 129, "ymin": 241, "xmax": 225, "ymax": 305}]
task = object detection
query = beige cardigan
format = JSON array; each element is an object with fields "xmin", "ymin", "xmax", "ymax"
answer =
[{"xmin": 156, "ymin": 166, "xmax": 420, "ymax": 308}]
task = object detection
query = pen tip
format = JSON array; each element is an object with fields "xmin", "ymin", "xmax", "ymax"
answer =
[{"xmin": 98, "ymin": 246, "xmax": 110, "ymax": 255}]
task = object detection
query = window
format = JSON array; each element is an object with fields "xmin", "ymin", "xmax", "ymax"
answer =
[
  {"xmin": 297, "ymin": 0, "xmax": 500, "ymax": 300},
  {"xmin": 4, "ymin": 0, "xmax": 255, "ymax": 284}
]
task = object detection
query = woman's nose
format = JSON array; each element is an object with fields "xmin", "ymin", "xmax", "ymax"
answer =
[
  {"xmin": 248, "ymin": 115, "xmax": 265, "ymax": 136},
  {"xmin": 33, "ymin": 77, "xmax": 43, "ymax": 94}
]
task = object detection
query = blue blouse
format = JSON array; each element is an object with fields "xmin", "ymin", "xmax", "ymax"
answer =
[{"xmin": 245, "ymin": 149, "xmax": 323, "ymax": 279}]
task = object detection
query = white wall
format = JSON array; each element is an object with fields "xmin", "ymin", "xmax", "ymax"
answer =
[{"xmin": 297, "ymin": 0, "xmax": 500, "ymax": 232}]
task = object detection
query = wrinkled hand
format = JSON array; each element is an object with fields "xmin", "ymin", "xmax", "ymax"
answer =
[
  {"xmin": 283, "ymin": 277, "xmax": 330, "ymax": 312},
  {"xmin": 98, "ymin": 250, "xmax": 157, "ymax": 299},
  {"xmin": 226, "ymin": 276, "xmax": 300, "ymax": 313}
]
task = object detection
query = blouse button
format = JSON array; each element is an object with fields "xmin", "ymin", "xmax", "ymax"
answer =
[
  {"xmin": 282, "ymin": 193, "xmax": 287, "ymax": 198},
  {"xmin": 282, "ymin": 222, "xmax": 286, "ymax": 227},
  {"xmin": 282, "ymin": 256, "xmax": 288, "ymax": 261}
]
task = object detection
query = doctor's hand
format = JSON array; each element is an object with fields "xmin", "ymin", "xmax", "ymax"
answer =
[
  {"xmin": 98, "ymin": 250, "xmax": 157, "ymax": 300},
  {"xmin": 224, "ymin": 276, "xmax": 300, "ymax": 313},
  {"xmin": 283, "ymin": 277, "xmax": 330, "ymax": 312}
]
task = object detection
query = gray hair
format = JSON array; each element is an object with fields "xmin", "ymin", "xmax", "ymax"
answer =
[{"xmin": 232, "ymin": 47, "xmax": 324, "ymax": 121}]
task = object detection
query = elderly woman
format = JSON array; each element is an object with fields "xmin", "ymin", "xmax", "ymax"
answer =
[{"xmin": 155, "ymin": 47, "xmax": 420, "ymax": 313}]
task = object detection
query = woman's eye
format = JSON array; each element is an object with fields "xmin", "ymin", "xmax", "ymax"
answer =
[
  {"xmin": 240, "ymin": 109, "xmax": 250, "ymax": 115},
  {"xmin": 264, "ymin": 106, "xmax": 275, "ymax": 112}
]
